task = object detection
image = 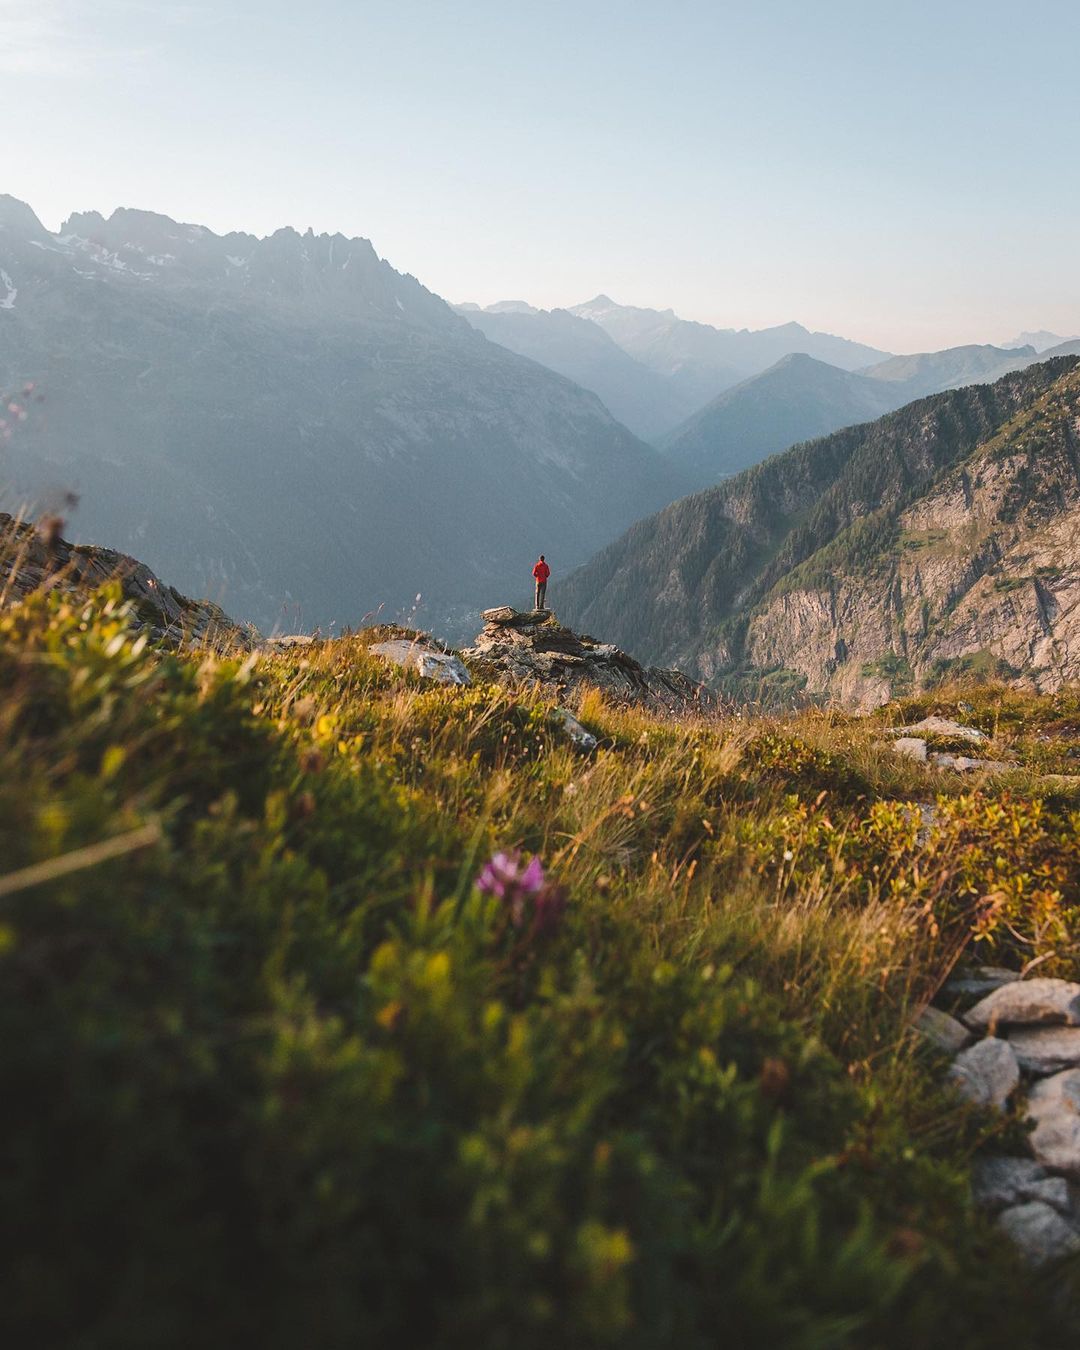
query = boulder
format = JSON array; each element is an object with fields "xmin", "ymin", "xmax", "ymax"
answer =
[
  {"xmin": 947, "ymin": 1037, "xmax": 1020, "ymax": 1110},
  {"xmin": 1028, "ymin": 1069, "xmax": 1080, "ymax": 1177},
  {"xmin": 928, "ymin": 752, "xmax": 1014, "ymax": 773},
  {"xmin": 964, "ymin": 979, "xmax": 1080, "ymax": 1033},
  {"xmin": 915, "ymin": 1006, "xmax": 971, "ymax": 1053},
  {"xmin": 463, "ymin": 607, "xmax": 714, "ymax": 713},
  {"xmin": 368, "ymin": 639, "xmax": 471, "ymax": 686},
  {"xmin": 893, "ymin": 737, "xmax": 927, "ymax": 762},
  {"xmin": 996, "ymin": 1201, "xmax": 1080, "ymax": 1267},
  {"xmin": 550, "ymin": 708, "xmax": 598, "ymax": 753},
  {"xmin": 1008, "ymin": 1026, "xmax": 1080, "ymax": 1076},
  {"xmin": 943, "ymin": 966, "xmax": 1020, "ymax": 1000},
  {"xmin": 972, "ymin": 1156, "xmax": 1071, "ymax": 1214},
  {"xmin": 888, "ymin": 716, "xmax": 987, "ymax": 743}
]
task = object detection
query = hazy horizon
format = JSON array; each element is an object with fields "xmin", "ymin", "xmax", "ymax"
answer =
[{"xmin": 3, "ymin": 0, "xmax": 1079, "ymax": 352}]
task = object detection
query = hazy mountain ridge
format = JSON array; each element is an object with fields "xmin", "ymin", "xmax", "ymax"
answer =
[
  {"xmin": 660, "ymin": 353, "xmax": 904, "ymax": 487},
  {"xmin": 559, "ymin": 357, "xmax": 1080, "ymax": 703},
  {"xmin": 1002, "ymin": 330, "xmax": 1080, "ymax": 353},
  {"xmin": 659, "ymin": 340, "xmax": 1080, "ymax": 489},
  {"xmin": 0, "ymin": 195, "xmax": 679, "ymax": 635},
  {"xmin": 455, "ymin": 301, "xmax": 695, "ymax": 439},
  {"xmin": 569, "ymin": 294, "xmax": 892, "ymax": 405}
]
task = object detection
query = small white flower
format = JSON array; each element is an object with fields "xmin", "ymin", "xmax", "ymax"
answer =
[{"xmin": 783, "ymin": 849, "xmax": 794, "ymax": 862}]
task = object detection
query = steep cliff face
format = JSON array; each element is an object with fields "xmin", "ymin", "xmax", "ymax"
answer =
[
  {"xmin": 562, "ymin": 357, "xmax": 1080, "ymax": 706},
  {"xmin": 744, "ymin": 367, "xmax": 1080, "ymax": 704}
]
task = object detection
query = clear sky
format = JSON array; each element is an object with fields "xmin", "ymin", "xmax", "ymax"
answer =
[{"xmin": 2, "ymin": 0, "xmax": 1077, "ymax": 352}]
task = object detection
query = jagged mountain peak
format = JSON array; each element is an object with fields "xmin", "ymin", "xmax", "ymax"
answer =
[
  {"xmin": 0, "ymin": 195, "xmax": 676, "ymax": 637},
  {"xmin": 0, "ymin": 194, "xmax": 49, "ymax": 239}
]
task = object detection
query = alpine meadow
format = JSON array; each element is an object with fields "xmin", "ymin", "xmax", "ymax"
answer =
[{"xmin": 4, "ymin": 3, "xmax": 1080, "ymax": 1348}]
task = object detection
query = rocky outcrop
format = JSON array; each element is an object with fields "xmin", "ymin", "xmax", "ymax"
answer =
[
  {"xmin": 463, "ymin": 607, "xmax": 714, "ymax": 713},
  {"xmin": 0, "ymin": 513, "xmax": 252, "ymax": 647}
]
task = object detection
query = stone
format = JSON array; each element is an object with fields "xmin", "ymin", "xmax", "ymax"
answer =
[
  {"xmin": 266, "ymin": 634, "xmax": 314, "ymax": 648},
  {"xmin": 1008, "ymin": 1026, "xmax": 1080, "ymax": 1076},
  {"xmin": 947, "ymin": 1037, "xmax": 1020, "ymax": 1110},
  {"xmin": 943, "ymin": 966, "xmax": 1020, "ymax": 999},
  {"xmin": 964, "ymin": 978, "xmax": 1080, "ymax": 1032},
  {"xmin": 1025, "ymin": 1176, "xmax": 1074, "ymax": 1211},
  {"xmin": 893, "ymin": 736, "xmax": 927, "ymax": 762},
  {"xmin": 0, "ymin": 512, "xmax": 254, "ymax": 649},
  {"xmin": 463, "ymin": 608, "xmax": 714, "ymax": 713},
  {"xmin": 1028, "ymin": 1069, "xmax": 1080, "ymax": 1177},
  {"xmin": 972, "ymin": 1156, "xmax": 1051, "ymax": 1212},
  {"xmin": 996, "ymin": 1201, "xmax": 1080, "ymax": 1267},
  {"xmin": 971, "ymin": 1156, "xmax": 1073, "ymax": 1216},
  {"xmin": 915, "ymin": 1005, "xmax": 971, "ymax": 1053},
  {"xmin": 888, "ymin": 716, "xmax": 987, "ymax": 743},
  {"xmin": 550, "ymin": 708, "xmax": 598, "ymax": 753},
  {"xmin": 928, "ymin": 752, "xmax": 1014, "ymax": 773},
  {"xmin": 368, "ymin": 639, "xmax": 471, "ymax": 686}
]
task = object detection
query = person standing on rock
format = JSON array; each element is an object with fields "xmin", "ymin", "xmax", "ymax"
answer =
[{"xmin": 532, "ymin": 555, "xmax": 550, "ymax": 610}]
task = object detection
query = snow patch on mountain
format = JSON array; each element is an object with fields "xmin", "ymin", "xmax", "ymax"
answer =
[{"xmin": 0, "ymin": 270, "xmax": 16, "ymax": 309}]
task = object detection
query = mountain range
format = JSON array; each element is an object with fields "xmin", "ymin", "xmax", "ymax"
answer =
[
  {"xmin": 453, "ymin": 301, "xmax": 694, "ymax": 440},
  {"xmin": 0, "ymin": 196, "xmax": 679, "ymax": 636},
  {"xmin": 657, "ymin": 339, "xmax": 1080, "ymax": 488},
  {"xmin": 461, "ymin": 297, "xmax": 1080, "ymax": 488},
  {"xmin": 459, "ymin": 295, "xmax": 893, "ymax": 441},
  {"xmin": 560, "ymin": 356, "xmax": 1080, "ymax": 705}
]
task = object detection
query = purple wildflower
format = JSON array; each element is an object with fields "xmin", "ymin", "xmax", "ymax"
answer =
[{"xmin": 476, "ymin": 849, "xmax": 566, "ymax": 936}]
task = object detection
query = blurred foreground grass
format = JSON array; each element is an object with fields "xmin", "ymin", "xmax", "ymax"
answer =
[{"xmin": 3, "ymin": 587, "xmax": 1080, "ymax": 1348}]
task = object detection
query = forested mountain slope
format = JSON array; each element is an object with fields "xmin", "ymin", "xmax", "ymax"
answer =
[{"xmin": 561, "ymin": 357, "xmax": 1080, "ymax": 704}]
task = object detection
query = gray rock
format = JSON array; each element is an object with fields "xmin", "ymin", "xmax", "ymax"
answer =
[
  {"xmin": 1026, "ymin": 1176, "xmax": 1074, "ymax": 1212},
  {"xmin": 948, "ymin": 1037, "xmax": 1020, "ymax": 1110},
  {"xmin": 996, "ymin": 1201, "xmax": 1080, "ymax": 1267},
  {"xmin": 1008, "ymin": 1026, "xmax": 1080, "ymax": 1076},
  {"xmin": 0, "ymin": 512, "xmax": 255, "ymax": 650},
  {"xmin": 463, "ymin": 608, "xmax": 713, "ymax": 713},
  {"xmin": 943, "ymin": 966, "xmax": 1020, "ymax": 999},
  {"xmin": 972, "ymin": 1156, "xmax": 1069, "ymax": 1213},
  {"xmin": 1028, "ymin": 1069, "xmax": 1080, "ymax": 1177},
  {"xmin": 915, "ymin": 1005, "xmax": 971, "ymax": 1053},
  {"xmin": 551, "ymin": 708, "xmax": 598, "ymax": 753},
  {"xmin": 964, "ymin": 979, "xmax": 1080, "ymax": 1032},
  {"xmin": 973, "ymin": 1157, "xmax": 1046, "ymax": 1210},
  {"xmin": 369, "ymin": 639, "xmax": 471, "ymax": 686},
  {"xmin": 928, "ymin": 751, "xmax": 1014, "ymax": 773},
  {"xmin": 889, "ymin": 716, "xmax": 987, "ymax": 743},
  {"xmin": 893, "ymin": 736, "xmax": 927, "ymax": 762}
]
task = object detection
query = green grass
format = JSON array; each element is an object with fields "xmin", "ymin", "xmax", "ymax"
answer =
[{"xmin": 3, "ymin": 588, "xmax": 1080, "ymax": 1348}]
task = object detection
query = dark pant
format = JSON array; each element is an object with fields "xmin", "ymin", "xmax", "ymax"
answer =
[{"xmin": 535, "ymin": 580, "xmax": 547, "ymax": 609}]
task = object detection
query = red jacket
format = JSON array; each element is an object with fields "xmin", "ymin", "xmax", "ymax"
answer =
[{"xmin": 533, "ymin": 560, "xmax": 550, "ymax": 582}]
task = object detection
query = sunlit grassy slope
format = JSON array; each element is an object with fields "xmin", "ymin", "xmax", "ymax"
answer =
[{"xmin": 4, "ymin": 588, "xmax": 1080, "ymax": 1348}]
